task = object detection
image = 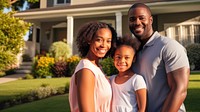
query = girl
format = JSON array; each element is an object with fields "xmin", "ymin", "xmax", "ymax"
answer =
[{"xmin": 110, "ymin": 36, "xmax": 147, "ymax": 112}]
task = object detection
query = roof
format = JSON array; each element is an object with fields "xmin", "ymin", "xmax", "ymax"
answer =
[
  {"xmin": 17, "ymin": 0, "xmax": 169, "ymax": 13},
  {"xmin": 15, "ymin": 0, "xmax": 200, "ymax": 22}
]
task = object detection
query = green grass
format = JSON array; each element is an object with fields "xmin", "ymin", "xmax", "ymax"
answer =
[
  {"xmin": 0, "ymin": 78, "xmax": 70, "ymax": 101},
  {"xmin": 0, "ymin": 74, "xmax": 200, "ymax": 112},
  {"xmin": 0, "ymin": 94, "xmax": 70, "ymax": 112},
  {"xmin": 184, "ymin": 73, "xmax": 200, "ymax": 112}
]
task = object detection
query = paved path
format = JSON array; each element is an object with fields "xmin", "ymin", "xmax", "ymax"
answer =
[{"xmin": 0, "ymin": 74, "xmax": 26, "ymax": 84}]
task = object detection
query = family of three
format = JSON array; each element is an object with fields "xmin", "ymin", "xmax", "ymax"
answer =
[{"xmin": 69, "ymin": 3, "xmax": 190, "ymax": 112}]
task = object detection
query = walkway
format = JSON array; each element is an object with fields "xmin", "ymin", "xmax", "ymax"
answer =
[{"xmin": 0, "ymin": 74, "xmax": 26, "ymax": 84}]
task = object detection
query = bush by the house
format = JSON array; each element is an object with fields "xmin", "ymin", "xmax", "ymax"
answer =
[
  {"xmin": 32, "ymin": 55, "xmax": 81, "ymax": 78},
  {"xmin": 100, "ymin": 57, "xmax": 118, "ymax": 76},
  {"xmin": 186, "ymin": 43, "xmax": 200, "ymax": 70},
  {"xmin": 33, "ymin": 56, "xmax": 55, "ymax": 78},
  {"xmin": 0, "ymin": 51, "xmax": 17, "ymax": 72},
  {"xmin": 66, "ymin": 55, "xmax": 81, "ymax": 77},
  {"xmin": 0, "ymin": 10, "xmax": 30, "ymax": 73},
  {"xmin": 49, "ymin": 41, "xmax": 72, "ymax": 61},
  {"xmin": 51, "ymin": 60, "xmax": 68, "ymax": 77},
  {"xmin": 31, "ymin": 56, "xmax": 38, "ymax": 77}
]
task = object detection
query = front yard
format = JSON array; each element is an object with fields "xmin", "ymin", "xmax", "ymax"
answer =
[{"xmin": 0, "ymin": 73, "xmax": 199, "ymax": 112}]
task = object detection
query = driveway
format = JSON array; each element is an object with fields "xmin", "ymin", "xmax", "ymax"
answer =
[{"xmin": 0, "ymin": 74, "xmax": 26, "ymax": 84}]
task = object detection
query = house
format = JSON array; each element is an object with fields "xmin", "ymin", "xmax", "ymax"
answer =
[{"xmin": 14, "ymin": 0, "xmax": 200, "ymax": 58}]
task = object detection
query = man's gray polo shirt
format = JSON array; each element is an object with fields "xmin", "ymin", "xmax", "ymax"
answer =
[{"xmin": 132, "ymin": 31, "xmax": 190, "ymax": 112}]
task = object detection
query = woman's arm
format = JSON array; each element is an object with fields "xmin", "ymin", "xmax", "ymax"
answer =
[
  {"xmin": 136, "ymin": 88, "xmax": 147, "ymax": 112},
  {"xmin": 76, "ymin": 69, "xmax": 95, "ymax": 112}
]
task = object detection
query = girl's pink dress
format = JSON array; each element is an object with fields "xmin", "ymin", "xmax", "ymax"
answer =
[{"xmin": 69, "ymin": 59, "xmax": 112, "ymax": 112}]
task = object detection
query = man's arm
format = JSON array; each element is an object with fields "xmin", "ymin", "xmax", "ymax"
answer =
[{"xmin": 161, "ymin": 67, "xmax": 190, "ymax": 112}]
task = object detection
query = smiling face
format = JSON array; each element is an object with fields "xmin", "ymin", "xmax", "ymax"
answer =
[
  {"xmin": 128, "ymin": 6, "xmax": 153, "ymax": 43},
  {"xmin": 114, "ymin": 45, "xmax": 135, "ymax": 73},
  {"xmin": 88, "ymin": 28, "xmax": 112, "ymax": 59}
]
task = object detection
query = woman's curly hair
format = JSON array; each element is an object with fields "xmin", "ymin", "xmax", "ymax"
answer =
[{"xmin": 76, "ymin": 21, "xmax": 117, "ymax": 57}]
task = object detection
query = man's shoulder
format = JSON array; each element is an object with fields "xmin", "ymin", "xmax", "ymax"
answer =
[{"xmin": 154, "ymin": 32, "xmax": 180, "ymax": 46}]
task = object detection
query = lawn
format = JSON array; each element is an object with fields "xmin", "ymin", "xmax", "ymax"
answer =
[
  {"xmin": 0, "ymin": 78, "xmax": 70, "ymax": 101},
  {"xmin": 0, "ymin": 74, "xmax": 199, "ymax": 112},
  {"xmin": 0, "ymin": 94, "xmax": 70, "ymax": 112},
  {"xmin": 184, "ymin": 73, "xmax": 200, "ymax": 112}
]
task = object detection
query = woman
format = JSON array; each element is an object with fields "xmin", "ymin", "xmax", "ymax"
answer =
[{"xmin": 69, "ymin": 21, "xmax": 117, "ymax": 112}]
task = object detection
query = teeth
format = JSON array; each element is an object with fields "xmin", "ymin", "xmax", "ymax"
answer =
[
  {"xmin": 99, "ymin": 49, "xmax": 106, "ymax": 53},
  {"xmin": 118, "ymin": 65, "xmax": 126, "ymax": 68},
  {"xmin": 135, "ymin": 27, "xmax": 143, "ymax": 31}
]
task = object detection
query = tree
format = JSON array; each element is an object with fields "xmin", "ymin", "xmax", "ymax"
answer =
[
  {"xmin": 0, "ymin": 0, "xmax": 33, "ymax": 72},
  {"xmin": 11, "ymin": 0, "xmax": 40, "ymax": 11},
  {"xmin": 0, "ymin": 0, "xmax": 39, "ymax": 11}
]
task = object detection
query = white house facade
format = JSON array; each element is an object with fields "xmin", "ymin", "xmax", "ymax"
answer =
[{"xmin": 14, "ymin": 0, "xmax": 200, "ymax": 58}]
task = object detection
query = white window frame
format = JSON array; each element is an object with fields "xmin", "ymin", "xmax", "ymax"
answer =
[
  {"xmin": 54, "ymin": 0, "xmax": 70, "ymax": 5},
  {"xmin": 164, "ymin": 22, "xmax": 200, "ymax": 46}
]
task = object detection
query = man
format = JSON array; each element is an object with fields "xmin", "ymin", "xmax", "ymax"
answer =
[{"xmin": 129, "ymin": 3, "xmax": 190, "ymax": 112}]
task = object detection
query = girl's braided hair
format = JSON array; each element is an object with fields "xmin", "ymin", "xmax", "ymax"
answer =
[{"xmin": 76, "ymin": 21, "xmax": 117, "ymax": 57}]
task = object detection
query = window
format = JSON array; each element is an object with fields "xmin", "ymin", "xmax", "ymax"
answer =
[
  {"xmin": 194, "ymin": 25, "xmax": 200, "ymax": 43},
  {"xmin": 54, "ymin": 0, "xmax": 70, "ymax": 5},
  {"xmin": 36, "ymin": 28, "xmax": 40, "ymax": 43},
  {"xmin": 165, "ymin": 22, "xmax": 200, "ymax": 46}
]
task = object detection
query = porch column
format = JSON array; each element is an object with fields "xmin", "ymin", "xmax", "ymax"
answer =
[
  {"xmin": 32, "ymin": 25, "xmax": 37, "ymax": 58},
  {"xmin": 40, "ymin": 0, "xmax": 47, "ymax": 8},
  {"xmin": 115, "ymin": 12, "xmax": 122, "ymax": 37},
  {"xmin": 180, "ymin": 25, "xmax": 183, "ymax": 45},
  {"xmin": 67, "ymin": 16, "xmax": 74, "ymax": 55}
]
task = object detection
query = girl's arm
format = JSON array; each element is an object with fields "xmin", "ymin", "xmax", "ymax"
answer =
[
  {"xmin": 136, "ymin": 88, "xmax": 147, "ymax": 112},
  {"xmin": 76, "ymin": 69, "xmax": 95, "ymax": 112}
]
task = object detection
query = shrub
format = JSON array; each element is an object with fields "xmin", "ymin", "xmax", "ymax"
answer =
[
  {"xmin": 65, "ymin": 82, "xmax": 70, "ymax": 92},
  {"xmin": 0, "ymin": 84, "xmax": 67, "ymax": 110},
  {"xmin": 0, "ymin": 51, "xmax": 17, "ymax": 72},
  {"xmin": 31, "ymin": 56, "xmax": 39, "ymax": 77},
  {"xmin": 66, "ymin": 55, "xmax": 81, "ymax": 77},
  {"xmin": 0, "ymin": 11, "xmax": 30, "ymax": 55},
  {"xmin": 0, "ymin": 71, "xmax": 5, "ymax": 77},
  {"xmin": 51, "ymin": 60, "xmax": 67, "ymax": 77},
  {"xmin": 24, "ymin": 74, "xmax": 34, "ymax": 79},
  {"xmin": 40, "ymin": 83, "xmax": 50, "ymax": 87},
  {"xmin": 34, "ymin": 86, "xmax": 54, "ymax": 99},
  {"xmin": 49, "ymin": 41, "xmax": 72, "ymax": 61},
  {"xmin": 186, "ymin": 44, "xmax": 200, "ymax": 70},
  {"xmin": 100, "ymin": 57, "xmax": 118, "ymax": 76},
  {"xmin": 34, "ymin": 56, "xmax": 55, "ymax": 78},
  {"xmin": 57, "ymin": 87, "xmax": 65, "ymax": 94}
]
